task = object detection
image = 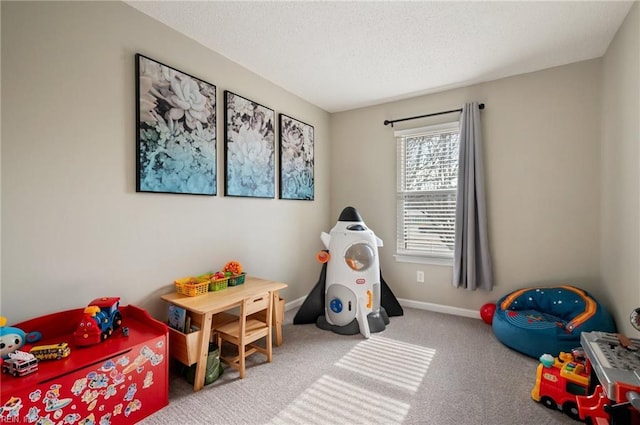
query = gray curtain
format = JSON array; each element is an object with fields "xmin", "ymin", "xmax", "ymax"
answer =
[{"xmin": 453, "ymin": 102, "xmax": 493, "ymax": 290}]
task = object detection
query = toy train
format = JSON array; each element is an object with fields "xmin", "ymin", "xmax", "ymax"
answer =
[
  {"xmin": 73, "ymin": 297, "xmax": 122, "ymax": 347},
  {"xmin": 531, "ymin": 349, "xmax": 590, "ymax": 420}
]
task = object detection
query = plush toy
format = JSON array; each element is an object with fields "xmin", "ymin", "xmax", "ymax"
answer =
[{"xmin": 0, "ymin": 316, "xmax": 42, "ymax": 359}]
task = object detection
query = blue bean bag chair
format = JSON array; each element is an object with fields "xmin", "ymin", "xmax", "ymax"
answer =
[{"xmin": 492, "ymin": 285, "xmax": 616, "ymax": 359}]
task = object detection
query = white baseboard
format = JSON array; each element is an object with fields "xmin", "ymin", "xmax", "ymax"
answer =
[
  {"xmin": 285, "ymin": 295, "xmax": 480, "ymax": 320},
  {"xmin": 285, "ymin": 296, "xmax": 306, "ymax": 311},
  {"xmin": 397, "ymin": 298, "xmax": 480, "ymax": 320}
]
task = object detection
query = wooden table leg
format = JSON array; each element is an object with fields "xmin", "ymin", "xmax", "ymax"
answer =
[
  {"xmin": 193, "ymin": 312, "xmax": 213, "ymax": 391},
  {"xmin": 273, "ymin": 291, "xmax": 284, "ymax": 347}
]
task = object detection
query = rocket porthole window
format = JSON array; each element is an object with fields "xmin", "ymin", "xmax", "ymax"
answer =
[{"xmin": 344, "ymin": 243, "xmax": 374, "ymax": 271}]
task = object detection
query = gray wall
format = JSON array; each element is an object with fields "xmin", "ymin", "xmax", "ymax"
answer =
[
  {"xmin": 330, "ymin": 60, "xmax": 604, "ymax": 313},
  {"xmin": 601, "ymin": 2, "xmax": 640, "ymax": 336},
  {"xmin": 1, "ymin": 1, "xmax": 330, "ymax": 323}
]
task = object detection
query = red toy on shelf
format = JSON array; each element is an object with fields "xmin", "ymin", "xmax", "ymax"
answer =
[{"xmin": 73, "ymin": 297, "xmax": 123, "ymax": 347}]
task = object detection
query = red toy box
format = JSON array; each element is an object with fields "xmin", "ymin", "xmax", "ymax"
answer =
[{"xmin": 0, "ymin": 305, "xmax": 168, "ymax": 424}]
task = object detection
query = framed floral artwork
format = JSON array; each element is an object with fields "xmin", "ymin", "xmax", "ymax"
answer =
[
  {"xmin": 135, "ymin": 54, "xmax": 217, "ymax": 195},
  {"xmin": 224, "ymin": 91, "xmax": 275, "ymax": 198},
  {"xmin": 279, "ymin": 114, "xmax": 314, "ymax": 200}
]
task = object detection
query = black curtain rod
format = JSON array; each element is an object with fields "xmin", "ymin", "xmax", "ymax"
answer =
[{"xmin": 383, "ymin": 103, "xmax": 485, "ymax": 127}]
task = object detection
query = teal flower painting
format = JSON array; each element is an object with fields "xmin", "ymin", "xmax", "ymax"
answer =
[
  {"xmin": 224, "ymin": 91, "xmax": 275, "ymax": 198},
  {"xmin": 279, "ymin": 114, "xmax": 314, "ymax": 200},
  {"xmin": 136, "ymin": 54, "xmax": 217, "ymax": 195}
]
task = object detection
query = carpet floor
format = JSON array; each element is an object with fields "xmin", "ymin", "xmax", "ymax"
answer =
[{"xmin": 141, "ymin": 307, "xmax": 579, "ymax": 425}]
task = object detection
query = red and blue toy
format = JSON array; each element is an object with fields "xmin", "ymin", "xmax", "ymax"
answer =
[{"xmin": 73, "ymin": 297, "xmax": 123, "ymax": 346}]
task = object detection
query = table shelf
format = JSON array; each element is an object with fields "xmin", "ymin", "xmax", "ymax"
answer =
[
  {"xmin": 168, "ymin": 312, "xmax": 236, "ymax": 367},
  {"xmin": 168, "ymin": 327, "xmax": 201, "ymax": 366}
]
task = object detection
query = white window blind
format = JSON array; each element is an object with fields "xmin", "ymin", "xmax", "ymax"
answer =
[{"xmin": 396, "ymin": 122, "xmax": 460, "ymax": 261}]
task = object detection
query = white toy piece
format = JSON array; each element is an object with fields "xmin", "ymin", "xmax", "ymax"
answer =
[
  {"xmin": 2, "ymin": 350, "xmax": 38, "ymax": 377},
  {"xmin": 7, "ymin": 350, "xmax": 35, "ymax": 361},
  {"xmin": 317, "ymin": 206, "xmax": 388, "ymax": 338}
]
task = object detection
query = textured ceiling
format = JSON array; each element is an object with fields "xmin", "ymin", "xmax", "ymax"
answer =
[{"xmin": 126, "ymin": 1, "xmax": 634, "ymax": 113}]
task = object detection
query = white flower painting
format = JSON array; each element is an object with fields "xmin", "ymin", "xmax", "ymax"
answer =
[
  {"xmin": 279, "ymin": 114, "xmax": 314, "ymax": 200},
  {"xmin": 136, "ymin": 54, "xmax": 217, "ymax": 195},
  {"xmin": 224, "ymin": 91, "xmax": 275, "ymax": 198}
]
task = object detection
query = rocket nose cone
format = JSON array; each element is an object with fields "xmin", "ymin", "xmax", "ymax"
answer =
[{"xmin": 338, "ymin": 206, "xmax": 362, "ymax": 222}]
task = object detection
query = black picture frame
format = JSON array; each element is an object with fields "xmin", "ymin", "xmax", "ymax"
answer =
[
  {"xmin": 279, "ymin": 113, "xmax": 314, "ymax": 200},
  {"xmin": 135, "ymin": 54, "xmax": 217, "ymax": 195},
  {"xmin": 224, "ymin": 91, "xmax": 275, "ymax": 198}
]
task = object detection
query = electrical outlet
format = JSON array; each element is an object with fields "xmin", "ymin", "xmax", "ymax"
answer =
[{"xmin": 417, "ymin": 271, "xmax": 425, "ymax": 283}]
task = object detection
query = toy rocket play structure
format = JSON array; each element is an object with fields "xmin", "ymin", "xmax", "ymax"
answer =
[{"xmin": 294, "ymin": 206, "xmax": 403, "ymax": 337}]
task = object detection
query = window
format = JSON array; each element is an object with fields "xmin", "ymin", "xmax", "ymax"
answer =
[{"xmin": 396, "ymin": 122, "xmax": 460, "ymax": 264}]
